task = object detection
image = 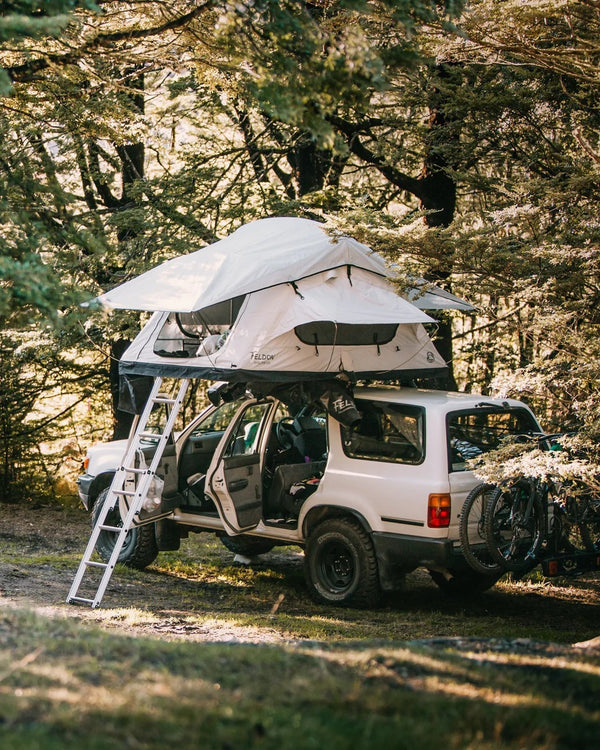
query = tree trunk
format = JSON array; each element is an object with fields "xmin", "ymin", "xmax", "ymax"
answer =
[
  {"xmin": 110, "ymin": 340, "xmax": 135, "ymax": 440},
  {"xmin": 418, "ymin": 64, "xmax": 460, "ymax": 390}
]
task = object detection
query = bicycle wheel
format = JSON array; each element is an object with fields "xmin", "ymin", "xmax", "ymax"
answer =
[
  {"xmin": 458, "ymin": 483, "xmax": 504, "ymax": 576},
  {"xmin": 553, "ymin": 491, "xmax": 600, "ymax": 554},
  {"xmin": 484, "ymin": 479, "xmax": 546, "ymax": 573}
]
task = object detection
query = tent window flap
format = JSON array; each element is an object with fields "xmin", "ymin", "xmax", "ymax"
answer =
[{"xmin": 294, "ymin": 322, "xmax": 398, "ymax": 347}]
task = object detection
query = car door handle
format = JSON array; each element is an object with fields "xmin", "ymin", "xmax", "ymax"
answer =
[{"xmin": 228, "ymin": 479, "xmax": 248, "ymax": 492}]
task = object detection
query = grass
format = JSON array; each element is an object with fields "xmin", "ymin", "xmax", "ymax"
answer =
[
  {"xmin": 0, "ymin": 606, "xmax": 599, "ymax": 750},
  {"xmin": 1, "ymin": 506, "xmax": 599, "ymax": 748}
]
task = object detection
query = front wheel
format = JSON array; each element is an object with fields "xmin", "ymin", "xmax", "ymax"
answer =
[
  {"xmin": 304, "ymin": 518, "xmax": 380, "ymax": 607},
  {"xmin": 92, "ymin": 488, "xmax": 159, "ymax": 569}
]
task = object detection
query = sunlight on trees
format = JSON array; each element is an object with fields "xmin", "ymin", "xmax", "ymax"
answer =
[{"xmin": 0, "ymin": 0, "xmax": 599, "ymax": 500}]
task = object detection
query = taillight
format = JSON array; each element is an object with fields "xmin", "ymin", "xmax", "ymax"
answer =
[{"xmin": 428, "ymin": 493, "xmax": 451, "ymax": 528}]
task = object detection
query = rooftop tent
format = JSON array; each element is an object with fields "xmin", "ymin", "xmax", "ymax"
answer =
[
  {"xmin": 96, "ymin": 217, "xmax": 388, "ymax": 313},
  {"xmin": 95, "ymin": 216, "xmax": 472, "ymax": 313},
  {"xmin": 119, "ymin": 266, "xmax": 447, "ymax": 382}
]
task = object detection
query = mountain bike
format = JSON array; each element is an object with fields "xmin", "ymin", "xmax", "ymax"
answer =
[
  {"xmin": 461, "ymin": 433, "xmax": 600, "ymax": 577},
  {"xmin": 482, "ymin": 476, "xmax": 548, "ymax": 574},
  {"xmin": 481, "ymin": 432, "xmax": 600, "ymax": 574}
]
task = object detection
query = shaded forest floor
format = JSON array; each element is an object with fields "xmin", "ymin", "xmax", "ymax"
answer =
[
  {"xmin": 0, "ymin": 502, "xmax": 598, "ymax": 647},
  {"xmin": 0, "ymin": 503, "xmax": 599, "ymax": 749}
]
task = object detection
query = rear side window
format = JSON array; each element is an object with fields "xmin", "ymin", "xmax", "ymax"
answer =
[
  {"xmin": 341, "ymin": 400, "xmax": 425, "ymax": 464},
  {"xmin": 448, "ymin": 408, "xmax": 539, "ymax": 471}
]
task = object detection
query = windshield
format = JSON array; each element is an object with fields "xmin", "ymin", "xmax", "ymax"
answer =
[{"xmin": 447, "ymin": 407, "xmax": 539, "ymax": 472}]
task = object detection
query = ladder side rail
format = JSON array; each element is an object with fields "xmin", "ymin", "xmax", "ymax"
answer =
[
  {"xmin": 142, "ymin": 379, "xmax": 190, "ymax": 479},
  {"xmin": 90, "ymin": 469, "xmax": 161, "ymax": 607},
  {"xmin": 66, "ymin": 444, "xmax": 157, "ymax": 605},
  {"xmin": 98, "ymin": 376, "xmax": 168, "ymax": 518},
  {"xmin": 112, "ymin": 377, "xmax": 166, "ymax": 492},
  {"xmin": 66, "ymin": 461, "xmax": 155, "ymax": 604},
  {"xmin": 68, "ymin": 378, "xmax": 190, "ymax": 607}
]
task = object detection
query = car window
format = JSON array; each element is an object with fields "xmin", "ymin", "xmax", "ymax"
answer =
[
  {"xmin": 223, "ymin": 402, "xmax": 272, "ymax": 457},
  {"xmin": 341, "ymin": 400, "xmax": 425, "ymax": 465},
  {"xmin": 447, "ymin": 407, "xmax": 539, "ymax": 471},
  {"xmin": 190, "ymin": 400, "xmax": 242, "ymax": 436}
]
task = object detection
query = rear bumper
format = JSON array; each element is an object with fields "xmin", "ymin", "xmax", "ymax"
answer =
[{"xmin": 372, "ymin": 531, "xmax": 462, "ymax": 591}]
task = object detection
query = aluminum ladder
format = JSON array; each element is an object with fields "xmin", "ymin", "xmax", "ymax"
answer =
[{"xmin": 67, "ymin": 377, "xmax": 189, "ymax": 608}]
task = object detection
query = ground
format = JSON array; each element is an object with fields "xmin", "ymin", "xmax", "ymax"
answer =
[{"xmin": 1, "ymin": 502, "xmax": 599, "ymax": 652}]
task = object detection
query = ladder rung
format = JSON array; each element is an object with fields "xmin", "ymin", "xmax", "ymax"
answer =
[{"xmin": 67, "ymin": 376, "xmax": 190, "ymax": 609}]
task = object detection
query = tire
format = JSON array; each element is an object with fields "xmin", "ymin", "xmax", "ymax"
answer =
[
  {"xmin": 484, "ymin": 480, "xmax": 545, "ymax": 573},
  {"xmin": 91, "ymin": 488, "xmax": 159, "ymax": 569},
  {"xmin": 220, "ymin": 535, "xmax": 275, "ymax": 556},
  {"xmin": 304, "ymin": 518, "xmax": 380, "ymax": 607},
  {"xmin": 551, "ymin": 492, "xmax": 600, "ymax": 554},
  {"xmin": 429, "ymin": 569, "xmax": 501, "ymax": 597},
  {"xmin": 458, "ymin": 484, "xmax": 504, "ymax": 576},
  {"xmin": 579, "ymin": 495, "xmax": 600, "ymax": 551}
]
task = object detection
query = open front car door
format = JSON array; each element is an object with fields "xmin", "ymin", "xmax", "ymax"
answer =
[{"xmin": 206, "ymin": 400, "xmax": 274, "ymax": 533}]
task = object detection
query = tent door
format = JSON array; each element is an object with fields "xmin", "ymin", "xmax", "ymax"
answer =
[{"xmin": 207, "ymin": 401, "xmax": 273, "ymax": 532}]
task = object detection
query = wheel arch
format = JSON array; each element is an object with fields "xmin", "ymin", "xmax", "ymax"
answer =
[
  {"xmin": 302, "ymin": 504, "xmax": 373, "ymax": 540},
  {"xmin": 87, "ymin": 471, "xmax": 115, "ymax": 510}
]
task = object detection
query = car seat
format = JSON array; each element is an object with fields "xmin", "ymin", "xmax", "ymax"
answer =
[{"xmin": 291, "ymin": 415, "xmax": 327, "ymax": 462}]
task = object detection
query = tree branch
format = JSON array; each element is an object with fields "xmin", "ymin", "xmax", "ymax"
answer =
[
  {"xmin": 329, "ymin": 115, "xmax": 424, "ymax": 199},
  {"xmin": 6, "ymin": 3, "xmax": 215, "ymax": 83}
]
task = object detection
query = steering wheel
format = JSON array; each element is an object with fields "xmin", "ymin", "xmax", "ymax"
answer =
[{"xmin": 275, "ymin": 417, "xmax": 299, "ymax": 449}]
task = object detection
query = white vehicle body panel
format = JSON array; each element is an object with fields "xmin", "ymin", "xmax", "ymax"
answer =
[{"xmin": 79, "ymin": 385, "xmax": 541, "ymax": 584}]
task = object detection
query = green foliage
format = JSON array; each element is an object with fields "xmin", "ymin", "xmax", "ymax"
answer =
[
  {"xmin": 0, "ymin": 325, "xmax": 108, "ymax": 503},
  {"xmin": 0, "ymin": 1, "xmax": 98, "ymax": 92},
  {"xmin": 0, "ymin": 0, "xmax": 599, "ymax": 498},
  {"xmin": 212, "ymin": 0, "xmax": 463, "ymax": 146}
]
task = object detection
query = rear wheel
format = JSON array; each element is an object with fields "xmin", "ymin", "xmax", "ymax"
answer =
[
  {"xmin": 92, "ymin": 488, "xmax": 159, "ymax": 569},
  {"xmin": 304, "ymin": 518, "xmax": 380, "ymax": 607},
  {"xmin": 459, "ymin": 484, "xmax": 504, "ymax": 576}
]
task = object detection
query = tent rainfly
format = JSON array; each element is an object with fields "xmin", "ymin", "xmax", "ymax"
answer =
[
  {"xmin": 96, "ymin": 216, "xmax": 473, "ymax": 313},
  {"xmin": 96, "ymin": 217, "xmax": 462, "ymax": 383}
]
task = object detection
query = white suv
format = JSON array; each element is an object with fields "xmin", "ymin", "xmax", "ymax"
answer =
[{"xmin": 77, "ymin": 386, "xmax": 540, "ymax": 606}]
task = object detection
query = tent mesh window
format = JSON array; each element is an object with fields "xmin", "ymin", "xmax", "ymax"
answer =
[
  {"xmin": 153, "ymin": 313, "xmax": 205, "ymax": 358},
  {"xmin": 153, "ymin": 298, "xmax": 245, "ymax": 359},
  {"xmin": 294, "ymin": 322, "xmax": 398, "ymax": 348}
]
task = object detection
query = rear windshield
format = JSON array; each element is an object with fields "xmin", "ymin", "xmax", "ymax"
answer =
[{"xmin": 447, "ymin": 407, "xmax": 539, "ymax": 472}]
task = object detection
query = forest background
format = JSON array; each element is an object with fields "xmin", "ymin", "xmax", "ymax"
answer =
[{"xmin": 1, "ymin": 0, "xmax": 599, "ymax": 505}]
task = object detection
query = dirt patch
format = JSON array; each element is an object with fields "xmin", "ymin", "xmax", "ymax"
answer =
[
  {"xmin": 0, "ymin": 503, "xmax": 291, "ymax": 643},
  {"xmin": 1, "ymin": 502, "xmax": 599, "ymax": 651}
]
